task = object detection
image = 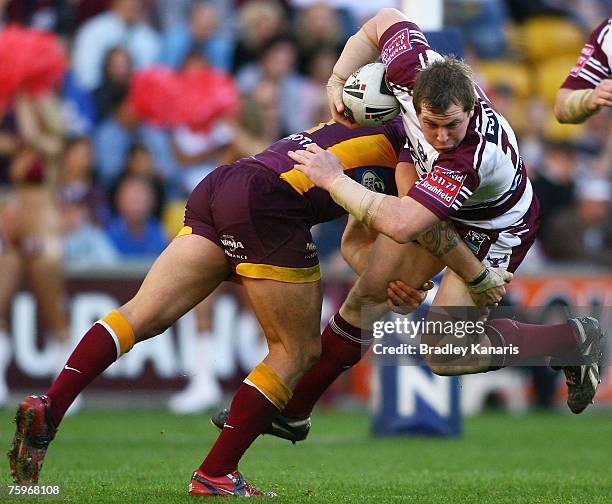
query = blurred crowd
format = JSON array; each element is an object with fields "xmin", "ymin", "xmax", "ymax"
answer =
[{"xmin": 0, "ymin": 0, "xmax": 610, "ymax": 275}]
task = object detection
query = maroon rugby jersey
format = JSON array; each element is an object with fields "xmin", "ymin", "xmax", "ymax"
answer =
[
  {"xmin": 246, "ymin": 117, "xmax": 410, "ymax": 222},
  {"xmin": 561, "ymin": 18, "xmax": 612, "ymax": 90},
  {"xmin": 377, "ymin": 21, "xmax": 535, "ymax": 233}
]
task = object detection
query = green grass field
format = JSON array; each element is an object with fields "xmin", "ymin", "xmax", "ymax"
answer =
[{"xmin": 0, "ymin": 407, "xmax": 611, "ymax": 503}]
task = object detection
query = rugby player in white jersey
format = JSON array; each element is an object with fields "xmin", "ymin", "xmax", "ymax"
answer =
[
  {"xmin": 288, "ymin": 8, "xmax": 606, "ymax": 416},
  {"xmin": 555, "ymin": 17, "xmax": 612, "ymax": 123}
]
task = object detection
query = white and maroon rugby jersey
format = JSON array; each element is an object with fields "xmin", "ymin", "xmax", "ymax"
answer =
[
  {"xmin": 561, "ymin": 18, "xmax": 611, "ymax": 90},
  {"xmin": 378, "ymin": 22, "xmax": 534, "ymax": 232}
]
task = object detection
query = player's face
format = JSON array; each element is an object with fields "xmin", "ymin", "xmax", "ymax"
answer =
[{"xmin": 417, "ymin": 103, "xmax": 473, "ymax": 152}]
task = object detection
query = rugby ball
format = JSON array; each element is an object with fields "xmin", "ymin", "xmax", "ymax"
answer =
[{"xmin": 342, "ymin": 63, "xmax": 400, "ymax": 127}]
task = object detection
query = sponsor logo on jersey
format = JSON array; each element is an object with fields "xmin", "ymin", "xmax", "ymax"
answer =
[
  {"xmin": 362, "ymin": 170, "xmax": 386, "ymax": 193},
  {"xmin": 305, "ymin": 241, "xmax": 317, "ymax": 259},
  {"xmin": 463, "ymin": 230, "xmax": 488, "ymax": 254},
  {"xmin": 415, "ymin": 165, "xmax": 466, "ymax": 208},
  {"xmin": 570, "ymin": 44, "xmax": 595, "ymax": 76},
  {"xmin": 381, "ymin": 28, "xmax": 412, "ymax": 66},
  {"xmin": 221, "ymin": 236, "xmax": 244, "ymax": 252}
]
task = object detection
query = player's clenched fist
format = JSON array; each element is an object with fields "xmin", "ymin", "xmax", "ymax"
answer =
[
  {"xmin": 588, "ymin": 79, "xmax": 612, "ymax": 110},
  {"xmin": 468, "ymin": 267, "xmax": 513, "ymax": 307},
  {"xmin": 386, "ymin": 280, "xmax": 434, "ymax": 314}
]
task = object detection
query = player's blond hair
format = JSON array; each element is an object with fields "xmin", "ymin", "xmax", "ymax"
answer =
[{"xmin": 413, "ymin": 56, "xmax": 477, "ymax": 115}]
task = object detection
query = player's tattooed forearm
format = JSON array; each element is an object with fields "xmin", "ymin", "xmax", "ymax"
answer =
[{"xmin": 419, "ymin": 221, "xmax": 460, "ymax": 258}]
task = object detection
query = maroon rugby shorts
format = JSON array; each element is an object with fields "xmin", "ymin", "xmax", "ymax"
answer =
[{"xmin": 178, "ymin": 162, "xmax": 321, "ymax": 283}]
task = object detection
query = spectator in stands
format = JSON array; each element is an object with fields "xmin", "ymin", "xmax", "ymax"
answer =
[
  {"xmin": 233, "ymin": 78, "xmax": 283, "ymax": 157},
  {"xmin": 531, "ymin": 140, "xmax": 577, "ymax": 235},
  {"xmin": 543, "ymin": 177, "xmax": 612, "ymax": 266},
  {"xmin": 167, "ymin": 51, "xmax": 235, "ymax": 195},
  {"xmin": 237, "ymin": 35, "xmax": 311, "ymax": 135},
  {"xmin": 293, "ymin": 3, "xmax": 344, "ymax": 74},
  {"xmin": 153, "ymin": 0, "xmax": 192, "ymax": 32},
  {"xmin": 105, "ymin": 174, "xmax": 168, "ymax": 259},
  {"xmin": 72, "ymin": 0, "xmax": 160, "ymax": 91},
  {"xmin": 111, "ymin": 143, "xmax": 166, "ymax": 218},
  {"xmin": 92, "ymin": 88, "xmax": 177, "ymax": 194},
  {"xmin": 300, "ymin": 47, "xmax": 338, "ymax": 126},
  {"xmin": 231, "ymin": 0, "xmax": 287, "ymax": 73},
  {"xmin": 93, "ymin": 47, "xmax": 133, "ymax": 122},
  {"xmin": 519, "ymin": 98, "xmax": 551, "ymax": 170},
  {"xmin": 160, "ymin": 0, "xmax": 232, "ymax": 71},
  {"xmin": 93, "ymin": 91, "xmax": 141, "ymax": 187},
  {"xmin": 4, "ymin": 0, "xmax": 77, "ymax": 34},
  {"xmin": 60, "ymin": 136, "xmax": 109, "ymax": 226},
  {"xmin": 61, "ymin": 192, "xmax": 119, "ymax": 267}
]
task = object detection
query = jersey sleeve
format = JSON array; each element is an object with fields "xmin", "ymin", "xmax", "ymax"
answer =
[
  {"xmin": 379, "ymin": 21, "xmax": 435, "ymax": 92},
  {"xmin": 561, "ymin": 19, "xmax": 612, "ymax": 90},
  {"xmin": 407, "ymin": 159, "xmax": 479, "ymax": 220},
  {"xmin": 398, "ymin": 142, "xmax": 413, "ymax": 164}
]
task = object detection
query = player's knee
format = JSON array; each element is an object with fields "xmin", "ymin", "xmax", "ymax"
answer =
[
  {"xmin": 286, "ymin": 336, "xmax": 321, "ymax": 373},
  {"xmin": 120, "ymin": 304, "xmax": 169, "ymax": 342},
  {"xmin": 346, "ymin": 283, "xmax": 387, "ymax": 311},
  {"xmin": 300, "ymin": 338, "xmax": 322, "ymax": 372}
]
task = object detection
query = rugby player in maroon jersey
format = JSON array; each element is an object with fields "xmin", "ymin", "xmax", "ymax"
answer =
[
  {"xmin": 290, "ymin": 8, "xmax": 605, "ymax": 421},
  {"xmin": 555, "ymin": 17, "xmax": 612, "ymax": 123}
]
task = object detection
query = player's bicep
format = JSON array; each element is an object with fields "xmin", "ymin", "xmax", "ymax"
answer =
[{"xmin": 395, "ymin": 161, "xmax": 418, "ymax": 196}]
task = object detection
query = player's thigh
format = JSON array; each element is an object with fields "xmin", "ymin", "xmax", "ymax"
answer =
[
  {"xmin": 343, "ymin": 235, "xmax": 444, "ymax": 318},
  {"xmin": 121, "ymin": 234, "xmax": 230, "ymax": 341},
  {"xmin": 432, "ymin": 268, "xmax": 474, "ymax": 307},
  {"xmin": 241, "ymin": 278, "xmax": 323, "ymax": 371}
]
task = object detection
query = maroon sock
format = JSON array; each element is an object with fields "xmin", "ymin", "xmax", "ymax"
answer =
[
  {"xmin": 200, "ymin": 383, "xmax": 278, "ymax": 477},
  {"xmin": 46, "ymin": 323, "xmax": 118, "ymax": 426},
  {"xmin": 485, "ymin": 319, "xmax": 577, "ymax": 366},
  {"xmin": 282, "ymin": 313, "xmax": 370, "ymax": 419}
]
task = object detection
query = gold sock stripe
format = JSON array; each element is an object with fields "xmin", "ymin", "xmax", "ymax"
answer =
[
  {"xmin": 244, "ymin": 362, "xmax": 292, "ymax": 410},
  {"xmin": 100, "ymin": 310, "xmax": 135, "ymax": 355}
]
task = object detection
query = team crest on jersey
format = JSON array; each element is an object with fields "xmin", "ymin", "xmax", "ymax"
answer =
[
  {"xmin": 463, "ymin": 230, "xmax": 488, "ymax": 254},
  {"xmin": 415, "ymin": 165, "xmax": 466, "ymax": 208},
  {"xmin": 381, "ymin": 28, "xmax": 412, "ymax": 66},
  {"xmin": 361, "ymin": 171, "xmax": 386, "ymax": 193},
  {"xmin": 486, "ymin": 254, "xmax": 509, "ymax": 268},
  {"xmin": 570, "ymin": 44, "xmax": 594, "ymax": 76}
]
